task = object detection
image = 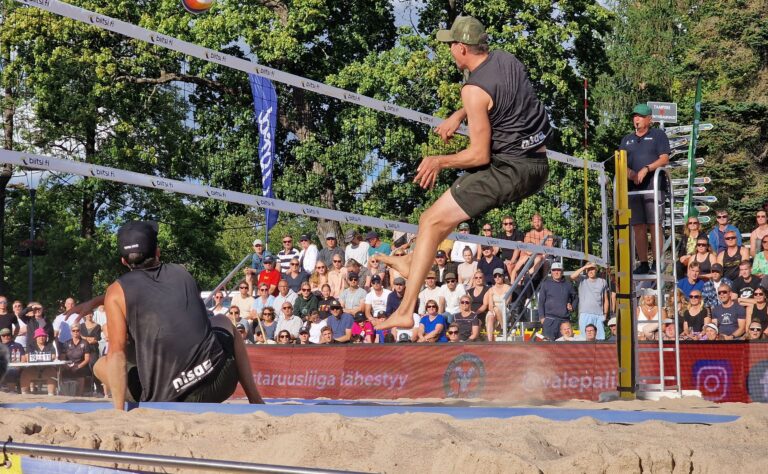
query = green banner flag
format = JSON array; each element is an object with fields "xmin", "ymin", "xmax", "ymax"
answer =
[{"xmin": 684, "ymin": 78, "xmax": 703, "ymax": 219}]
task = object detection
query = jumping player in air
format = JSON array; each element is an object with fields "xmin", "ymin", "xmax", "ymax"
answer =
[{"xmin": 374, "ymin": 16, "xmax": 552, "ymax": 330}]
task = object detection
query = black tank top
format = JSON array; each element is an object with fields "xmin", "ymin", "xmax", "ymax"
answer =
[
  {"xmin": 683, "ymin": 306, "xmax": 709, "ymax": 334},
  {"xmin": 694, "ymin": 253, "xmax": 712, "ymax": 275},
  {"xmin": 470, "ymin": 286, "xmax": 489, "ymax": 316},
  {"xmin": 466, "ymin": 50, "xmax": 551, "ymax": 158},
  {"xmin": 118, "ymin": 263, "xmax": 225, "ymax": 402},
  {"xmin": 721, "ymin": 248, "xmax": 742, "ymax": 281},
  {"xmin": 752, "ymin": 304, "xmax": 768, "ymax": 328}
]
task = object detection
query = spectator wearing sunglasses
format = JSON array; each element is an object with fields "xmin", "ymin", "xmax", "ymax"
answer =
[
  {"xmin": 747, "ymin": 287, "xmax": 768, "ymax": 331},
  {"xmin": 453, "ymin": 297, "xmax": 480, "ymax": 341},
  {"xmin": 275, "ymin": 302, "xmax": 303, "ymax": 339},
  {"xmin": 746, "ymin": 322, "xmax": 765, "ymax": 341},
  {"xmin": 416, "ymin": 300, "xmax": 447, "ymax": 343},
  {"xmin": 446, "ymin": 324, "xmax": 461, "ymax": 343},
  {"xmin": 283, "ymin": 257, "xmax": 309, "ymax": 293},
  {"xmin": 711, "ymin": 282, "xmax": 746, "ymax": 339},
  {"xmin": 708, "ymin": 210, "xmax": 742, "ymax": 254},
  {"xmin": 682, "ymin": 291, "xmax": 709, "ymax": 339},
  {"xmin": 293, "ymin": 283, "xmax": 319, "ymax": 319},
  {"xmin": 230, "ymin": 280, "xmax": 255, "ymax": 316},
  {"xmin": 339, "ymin": 272, "xmax": 367, "ymax": 317},
  {"xmin": 440, "ymin": 273, "xmax": 467, "ymax": 322},
  {"xmin": 277, "ymin": 235, "xmax": 300, "ymax": 273},
  {"xmin": 716, "ymin": 230, "xmax": 749, "ymax": 282}
]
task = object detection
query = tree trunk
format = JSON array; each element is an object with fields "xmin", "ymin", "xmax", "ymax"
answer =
[
  {"xmin": 1, "ymin": 79, "xmax": 15, "ymax": 295},
  {"xmin": 78, "ymin": 125, "xmax": 97, "ymax": 301},
  {"xmin": 289, "ymin": 88, "xmax": 342, "ymax": 248}
]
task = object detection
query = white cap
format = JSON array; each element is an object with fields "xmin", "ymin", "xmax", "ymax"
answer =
[
  {"xmin": 607, "ymin": 317, "xmax": 617, "ymax": 326},
  {"xmin": 704, "ymin": 322, "xmax": 719, "ymax": 334},
  {"xmin": 551, "ymin": 262, "xmax": 563, "ymax": 271},
  {"xmin": 253, "ymin": 239, "xmax": 263, "ymax": 246}
]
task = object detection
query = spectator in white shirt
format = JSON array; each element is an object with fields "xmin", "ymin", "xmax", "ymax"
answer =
[{"xmin": 298, "ymin": 234, "xmax": 319, "ymax": 274}]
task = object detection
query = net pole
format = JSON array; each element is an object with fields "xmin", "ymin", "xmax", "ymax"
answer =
[{"xmin": 614, "ymin": 149, "xmax": 636, "ymax": 399}]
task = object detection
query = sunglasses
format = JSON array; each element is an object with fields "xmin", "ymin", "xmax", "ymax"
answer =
[
  {"xmin": 282, "ymin": 306, "xmax": 292, "ymax": 309},
  {"xmin": 283, "ymin": 240, "xmax": 292, "ymax": 243},
  {"xmin": 717, "ymin": 215, "xmax": 728, "ymax": 219},
  {"xmin": 254, "ymin": 244, "xmax": 263, "ymax": 247},
  {"xmin": 483, "ymin": 228, "xmax": 492, "ymax": 231},
  {"xmin": 229, "ymin": 310, "xmax": 240, "ymax": 314},
  {"xmin": 447, "ymin": 331, "xmax": 459, "ymax": 335},
  {"xmin": 494, "ymin": 274, "xmax": 504, "ymax": 278},
  {"xmin": 279, "ymin": 335, "xmax": 290, "ymax": 339},
  {"xmin": 718, "ymin": 290, "xmax": 730, "ymax": 295},
  {"xmin": 755, "ymin": 292, "xmax": 766, "ymax": 296},
  {"xmin": 333, "ymin": 260, "xmax": 342, "ymax": 263},
  {"xmin": 758, "ymin": 215, "xmax": 767, "ymax": 219},
  {"xmin": 426, "ymin": 305, "xmax": 438, "ymax": 309},
  {"xmin": 460, "ymin": 301, "xmax": 471, "ymax": 304},
  {"xmin": 503, "ymin": 222, "xmax": 514, "ymax": 225},
  {"xmin": 259, "ymin": 288, "xmax": 267, "ymax": 291},
  {"xmin": 331, "ymin": 306, "xmax": 342, "ymax": 310},
  {"xmin": 474, "ymin": 276, "xmax": 483, "ymax": 279},
  {"xmin": 446, "ymin": 279, "xmax": 457, "ymax": 283},
  {"xmin": 290, "ymin": 263, "xmax": 299, "ymax": 266},
  {"xmin": 426, "ymin": 276, "xmax": 436, "ymax": 280},
  {"xmin": 696, "ymin": 243, "xmax": 708, "ymax": 247},
  {"xmin": 348, "ymin": 277, "xmax": 358, "ymax": 281},
  {"xmin": 262, "ymin": 312, "xmax": 273, "ymax": 316},
  {"xmin": 239, "ymin": 286, "xmax": 248, "ymax": 289},
  {"xmin": 750, "ymin": 327, "xmax": 762, "ymax": 332},
  {"xmin": 301, "ymin": 288, "xmax": 311, "ymax": 292},
  {"xmin": 725, "ymin": 236, "xmax": 736, "ymax": 240},
  {"xmin": 316, "ymin": 266, "xmax": 326, "ymax": 269},
  {"xmin": 689, "ymin": 295, "xmax": 702, "ymax": 299},
  {"xmin": 688, "ymin": 222, "xmax": 698, "ymax": 225}
]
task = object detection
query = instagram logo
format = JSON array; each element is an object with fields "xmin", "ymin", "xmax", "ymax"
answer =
[{"xmin": 693, "ymin": 360, "xmax": 732, "ymax": 401}]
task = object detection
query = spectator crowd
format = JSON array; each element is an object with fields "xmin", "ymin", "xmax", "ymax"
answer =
[{"xmin": 4, "ymin": 206, "xmax": 767, "ymax": 394}]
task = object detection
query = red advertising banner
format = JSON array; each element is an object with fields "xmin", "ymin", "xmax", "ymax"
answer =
[{"xmin": 235, "ymin": 342, "xmax": 768, "ymax": 403}]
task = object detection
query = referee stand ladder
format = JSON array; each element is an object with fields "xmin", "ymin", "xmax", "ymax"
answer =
[{"xmin": 618, "ymin": 155, "xmax": 683, "ymax": 399}]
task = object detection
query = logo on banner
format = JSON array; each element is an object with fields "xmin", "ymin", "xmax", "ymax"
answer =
[
  {"xmin": 89, "ymin": 167, "xmax": 115, "ymax": 178},
  {"xmin": 21, "ymin": 156, "xmax": 50, "ymax": 167},
  {"xmin": 89, "ymin": 15, "xmax": 115, "ymax": 28},
  {"xmin": 151, "ymin": 179, "xmax": 174, "ymax": 189},
  {"xmin": 746, "ymin": 359, "xmax": 768, "ymax": 403},
  {"xmin": 205, "ymin": 188, "xmax": 227, "ymax": 198},
  {"xmin": 21, "ymin": 0, "xmax": 50, "ymax": 6},
  {"xmin": 443, "ymin": 353, "xmax": 486, "ymax": 398},
  {"xmin": 149, "ymin": 34, "xmax": 174, "ymax": 47},
  {"xmin": 693, "ymin": 359, "xmax": 732, "ymax": 401}
]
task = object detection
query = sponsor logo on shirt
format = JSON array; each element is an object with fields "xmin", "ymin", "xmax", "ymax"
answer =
[{"xmin": 172, "ymin": 359, "xmax": 213, "ymax": 392}]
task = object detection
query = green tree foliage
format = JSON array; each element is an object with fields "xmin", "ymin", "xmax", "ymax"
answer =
[{"xmin": 594, "ymin": 0, "xmax": 768, "ymax": 233}]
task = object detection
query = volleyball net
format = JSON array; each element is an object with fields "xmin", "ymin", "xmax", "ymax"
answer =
[{"xmin": 4, "ymin": 0, "xmax": 609, "ymax": 266}]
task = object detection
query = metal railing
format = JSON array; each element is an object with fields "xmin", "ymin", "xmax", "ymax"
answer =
[
  {"xmin": 1, "ymin": 439, "xmax": 359, "ymax": 473},
  {"xmin": 202, "ymin": 253, "xmax": 253, "ymax": 307}
]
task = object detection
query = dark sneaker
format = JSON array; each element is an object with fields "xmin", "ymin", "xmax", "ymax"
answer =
[
  {"xmin": 649, "ymin": 261, "xmax": 657, "ymax": 273},
  {"xmin": 633, "ymin": 262, "xmax": 650, "ymax": 275}
]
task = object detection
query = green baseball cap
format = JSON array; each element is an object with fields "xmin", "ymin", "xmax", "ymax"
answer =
[
  {"xmin": 436, "ymin": 16, "xmax": 487, "ymax": 45},
  {"xmin": 631, "ymin": 104, "xmax": 652, "ymax": 116}
]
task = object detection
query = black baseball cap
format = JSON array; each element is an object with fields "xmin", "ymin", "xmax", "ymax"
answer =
[
  {"xmin": 354, "ymin": 311, "xmax": 366, "ymax": 322},
  {"xmin": 117, "ymin": 221, "xmax": 158, "ymax": 259}
]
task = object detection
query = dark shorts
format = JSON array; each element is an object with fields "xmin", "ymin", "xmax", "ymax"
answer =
[
  {"xmin": 629, "ymin": 190, "xmax": 666, "ymax": 225},
  {"xmin": 450, "ymin": 152, "xmax": 549, "ymax": 218},
  {"xmin": 126, "ymin": 328, "xmax": 239, "ymax": 403}
]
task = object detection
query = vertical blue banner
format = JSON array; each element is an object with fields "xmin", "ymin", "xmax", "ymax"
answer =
[{"xmin": 249, "ymin": 73, "xmax": 278, "ymax": 232}]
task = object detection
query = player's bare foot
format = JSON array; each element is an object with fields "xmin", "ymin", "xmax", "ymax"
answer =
[
  {"xmin": 373, "ymin": 310, "xmax": 414, "ymax": 330},
  {"xmin": 371, "ymin": 253, "xmax": 412, "ymax": 279}
]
